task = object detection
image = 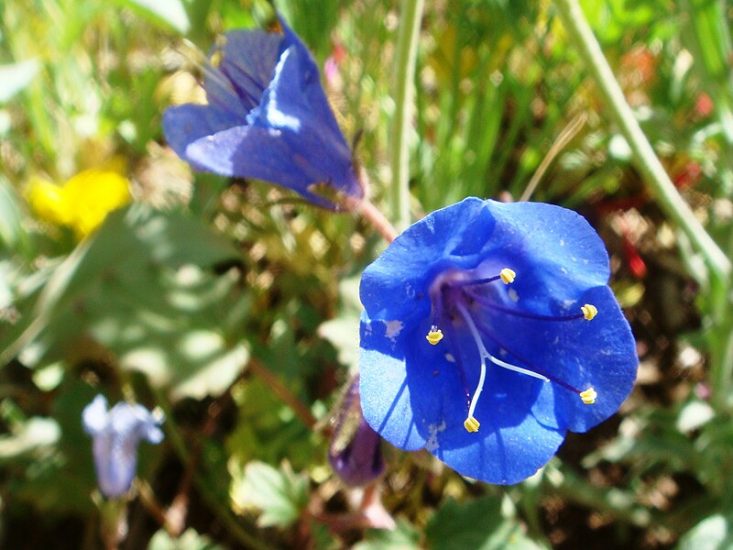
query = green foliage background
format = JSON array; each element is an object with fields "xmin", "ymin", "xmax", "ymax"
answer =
[{"xmin": 2, "ymin": 0, "xmax": 733, "ymax": 548}]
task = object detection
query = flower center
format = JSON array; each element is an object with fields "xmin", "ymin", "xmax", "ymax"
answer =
[{"xmin": 426, "ymin": 267, "xmax": 597, "ymax": 433}]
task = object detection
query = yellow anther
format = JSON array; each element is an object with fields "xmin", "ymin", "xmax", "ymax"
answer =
[
  {"xmin": 463, "ymin": 416, "xmax": 480, "ymax": 433},
  {"xmin": 500, "ymin": 268, "xmax": 516, "ymax": 285},
  {"xmin": 579, "ymin": 388, "xmax": 597, "ymax": 405},
  {"xmin": 581, "ymin": 304, "xmax": 598, "ymax": 321},
  {"xmin": 426, "ymin": 326, "xmax": 444, "ymax": 345}
]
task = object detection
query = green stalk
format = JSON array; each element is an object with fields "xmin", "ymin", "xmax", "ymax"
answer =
[
  {"xmin": 151, "ymin": 387, "xmax": 273, "ymax": 550},
  {"xmin": 553, "ymin": 0, "xmax": 731, "ymax": 281},
  {"xmin": 684, "ymin": 0, "xmax": 733, "ymax": 146},
  {"xmin": 389, "ymin": 0, "xmax": 424, "ymax": 230}
]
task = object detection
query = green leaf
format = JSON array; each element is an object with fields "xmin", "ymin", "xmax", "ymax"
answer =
[
  {"xmin": 0, "ymin": 59, "xmax": 39, "ymax": 103},
  {"xmin": 230, "ymin": 461, "xmax": 308, "ymax": 528},
  {"xmin": 677, "ymin": 400, "xmax": 715, "ymax": 433},
  {"xmin": 678, "ymin": 515, "xmax": 733, "ymax": 550},
  {"xmin": 148, "ymin": 528, "xmax": 225, "ymax": 550},
  {"xmin": 226, "ymin": 375, "xmax": 317, "ymax": 471},
  {"xmin": 0, "ymin": 417, "xmax": 60, "ymax": 460},
  {"xmin": 0, "ymin": 180, "xmax": 29, "ymax": 254},
  {"xmin": 426, "ymin": 496, "xmax": 545, "ymax": 550},
  {"xmin": 317, "ymin": 276, "xmax": 362, "ymax": 369},
  {"xmin": 120, "ymin": 0, "xmax": 190, "ymax": 33},
  {"xmin": 6, "ymin": 204, "xmax": 249, "ymax": 400},
  {"xmin": 353, "ymin": 520, "xmax": 420, "ymax": 550},
  {"xmin": 2, "ymin": 380, "xmax": 101, "ymax": 515}
]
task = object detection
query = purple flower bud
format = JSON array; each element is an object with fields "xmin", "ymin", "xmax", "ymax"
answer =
[
  {"xmin": 329, "ymin": 377, "xmax": 385, "ymax": 486},
  {"xmin": 83, "ymin": 395, "xmax": 164, "ymax": 498}
]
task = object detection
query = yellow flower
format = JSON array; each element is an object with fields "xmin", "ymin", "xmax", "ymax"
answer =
[
  {"xmin": 26, "ymin": 169, "xmax": 131, "ymax": 238},
  {"xmin": 61, "ymin": 170, "xmax": 131, "ymax": 237},
  {"xmin": 25, "ymin": 177, "xmax": 66, "ymax": 225}
]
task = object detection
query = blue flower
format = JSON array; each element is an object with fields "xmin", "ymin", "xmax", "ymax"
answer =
[
  {"xmin": 83, "ymin": 395, "xmax": 164, "ymax": 498},
  {"xmin": 328, "ymin": 376, "xmax": 385, "ymax": 486},
  {"xmin": 162, "ymin": 17, "xmax": 363, "ymax": 208},
  {"xmin": 358, "ymin": 198, "xmax": 637, "ymax": 485}
]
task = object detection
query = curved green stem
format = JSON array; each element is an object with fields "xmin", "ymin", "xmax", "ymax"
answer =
[
  {"xmin": 151, "ymin": 387, "xmax": 273, "ymax": 550},
  {"xmin": 389, "ymin": 0, "xmax": 424, "ymax": 231},
  {"xmin": 554, "ymin": 0, "xmax": 731, "ymax": 281}
]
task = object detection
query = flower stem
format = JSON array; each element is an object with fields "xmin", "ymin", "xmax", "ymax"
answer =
[
  {"xmin": 248, "ymin": 358, "xmax": 318, "ymax": 429},
  {"xmin": 389, "ymin": 0, "xmax": 424, "ymax": 231},
  {"xmin": 554, "ymin": 0, "xmax": 731, "ymax": 281},
  {"xmin": 520, "ymin": 113, "xmax": 587, "ymax": 201},
  {"xmin": 150, "ymin": 387, "xmax": 273, "ymax": 550},
  {"xmin": 343, "ymin": 196, "xmax": 398, "ymax": 243},
  {"xmin": 99, "ymin": 498, "xmax": 126, "ymax": 550}
]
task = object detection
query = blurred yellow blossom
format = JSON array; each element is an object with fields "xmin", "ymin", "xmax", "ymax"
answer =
[
  {"xmin": 25, "ymin": 177, "xmax": 65, "ymax": 224},
  {"xmin": 26, "ymin": 169, "xmax": 131, "ymax": 238}
]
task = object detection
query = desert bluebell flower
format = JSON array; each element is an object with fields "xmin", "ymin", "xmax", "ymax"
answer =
[
  {"xmin": 359, "ymin": 198, "xmax": 637, "ymax": 484},
  {"xmin": 83, "ymin": 395, "xmax": 164, "ymax": 498},
  {"xmin": 163, "ymin": 17, "xmax": 363, "ymax": 208},
  {"xmin": 328, "ymin": 376, "xmax": 385, "ymax": 486}
]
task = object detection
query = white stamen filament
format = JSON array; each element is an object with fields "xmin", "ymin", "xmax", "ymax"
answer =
[
  {"xmin": 456, "ymin": 303, "xmax": 487, "ymax": 421},
  {"xmin": 485, "ymin": 352, "xmax": 550, "ymax": 382},
  {"xmin": 456, "ymin": 303, "xmax": 550, "ymax": 422}
]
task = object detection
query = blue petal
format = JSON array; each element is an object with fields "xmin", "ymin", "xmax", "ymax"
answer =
[
  {"xmin": 435, "ymin": 381, "xmax": 565, "ymax": 485},
  {"xmin": 249, "ymin": 20, "xmax": 350, "ymax": 153},
  {"xmin": 476, "ymin": 285, "xmax": 637, "ymax": 433},
  {"xmin": 209, "ymin": 29, "xmax": 282, "ymax": 114},
  {"xmin": 359, "ymin": 197, "xmax": 637, "ymax": 484},
  {"xmin": 93, "ymin": 431, "xmax": 138, "ymax": 498},
  {"xmin": 360, "ymin": 198, "xmax": 613, "ymax": 322},
  {"xmin": 162, "ymin": 104, "xmax": 239, "ymax": 164},
  {"xmin": 360, "ymin": 197, "xmax": 494, "ymax": 321},
  {"xmin": 481, "ymin": 200, "xmax": 611, "ymax": 315},
  {"xmin": 243, "ymin": 21, "xmax": 361, "ymax": 199},
  {"xmin": 360, "ymin": 313, "xmax": 426, "ymax": 452},
  {"xmin": 162, "ymin": 17, "xmax": 363, "ymax": 206},
  {"xmin": 84, "ymin": 398, "xmax": 163, "ymax": 498},
  {"xmin": 184, "ymin": 124, "xmax": 356, "ymax": 208},
  {"xmin": 163, "ymin": 30, "xmax": 282, "ymax": 159},
  {"xmin": 360, "ymin": 311, "xmax": 567, "ymax": 484},
  {"xmin": 82, "ymin": 395, "xmax": 109, "ymax": 436}
]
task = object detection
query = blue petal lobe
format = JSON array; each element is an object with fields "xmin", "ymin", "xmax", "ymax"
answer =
[
  {"xmin": 360, "ymin": 309, "xmax": 568, "ymax": 484},
  {"xmin": 242, "ymin": 22, "xmax": 361, "ymax": 199},
  {"xmin": 162, "ymin": 104, "xmax": 237, "ymax": 165},
  {"xmin": 360, "ymin": 197, "xmax": 493, "ymax": 321},
  {"xmin": 162, "ymin": 16, "xmax": 362, "ymax": 204},
  {"xmin": 82, "ymin": 394, "xmax": 109, "ymax": 436},
  {"xmin": 359, "ymin": 198, "xmax": 636, "ymax": 484},
  {"xmin": 482, "ymin": 201, "xmax": 610, "ymax": 315},
  {"xmin": 359, "ymin": 314, "xmax": 426, "ymax": 451},
  {"xmin": 476, "ymin": 284, "xmax": 637, "ymax": 433},
  {"xmin": 209, "ymin": 29, "xmax": 282, "ymax": 114},
  {"xmin": 436, "ymin": 386, "xmax": 565, "ymax": 485},
  {"xmin": 250, "ymin": 21, "xmax": 349, "ymax": 150},
  {"xmin": 184, "ymin": 124, "xmax": 356, "ymax": 208}
]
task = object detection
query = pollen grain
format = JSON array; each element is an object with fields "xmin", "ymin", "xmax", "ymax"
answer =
[
  {"xmin": 581, "ymin": 304, "xmax": 598, "ymax": 321},
  {"xmin": 426, "ymin": 326, "xmax": 444, "ymax": 345},
  {"xmin": 464, "ymin": 416, "xmax": 480, "ymax": 433},
  {"xmin": 579, "ymin": 388, "xmax": 597, "ymax": 404},
  {"xmin": 500, "ymin": 268, "xmax": 516, "ymax": 285}
]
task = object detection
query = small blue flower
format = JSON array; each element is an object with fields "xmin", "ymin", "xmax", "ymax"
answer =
[
  {"xmin": 83, "ymin": 395, "xmax": 164, "ymax": 498},
  {"xmin": 163, "ymin": 17, "xmax": 363, "ymax": 208},
  {"xmin": 359, "ymin": 198, "xmax": 637, "ymax": 485},
  {"xmin": 328, "ymin": 376, "xmax": 385, "ymax": 486}
]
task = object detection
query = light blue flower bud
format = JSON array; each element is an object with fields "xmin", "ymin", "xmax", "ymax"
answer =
[{"xmin": 83, "ymin": 395, "xmax": 164, "ymax": 498}]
